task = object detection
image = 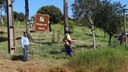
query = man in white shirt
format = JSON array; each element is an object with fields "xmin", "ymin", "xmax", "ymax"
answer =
[{"xmin": 21, "ymin": 32, "xmax": 29, "ymax": 62}]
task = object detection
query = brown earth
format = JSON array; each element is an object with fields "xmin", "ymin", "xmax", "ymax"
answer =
[{"xmin": 0, "ymin": 59, "xmax": 73, "ymax": 72}]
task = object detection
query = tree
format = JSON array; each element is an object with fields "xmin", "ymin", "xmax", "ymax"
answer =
[
  {"xmin": 13, "ymin": 11, "xmax": 25, "ymax": 21},
  {"xmin": 30, "ymin": 16, "xmax": 35, "ymax": 21},
  {"xmin": 94, "ymin": 0, "xmax": 125, "ymax": 45},
  {"xmin": 72, "ymin": 0, "xmax": 126, "ymax": 46},
  {"xmin": 0, "ymin": 0, "xmax": 6, "ymax": 10},
  {"xmin": 72, "ymin": 0, "xmax": 99, "ymax": 49},
  {"xmin": 0, "ymin": 0, "xmax": 14, "ymax": 26},
  {"xmin": 0, "ymin": 0, "xmax": 6, "ymax": 25},
  {"xmin": 37, "ymin": 5, "xmax": 63, "ymax": 32},
  {"xmin": 0, "ymin": 0, "xmax": 14, "ymax": 13},
  {"xmin": 13, "ymin": 11, "xmax": 18, "ymax": 20}
]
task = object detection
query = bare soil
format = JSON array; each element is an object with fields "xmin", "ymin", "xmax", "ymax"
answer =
[{"xmin": 0, "ymin": 59, "xmax": 73, "ymax": 72}]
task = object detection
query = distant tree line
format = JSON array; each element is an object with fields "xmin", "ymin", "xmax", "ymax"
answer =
[{"xmin": 13, "ymin": 11, "xmax": 25, "ymax": 21}]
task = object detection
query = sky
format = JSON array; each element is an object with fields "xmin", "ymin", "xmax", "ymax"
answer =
[
  {"xmin": 13, "ymin": 0, "xmax": 74, "ymax": 18},
  {"xmin": 13, "ymin": 0, "xmax": 128, "ymax": 18}
]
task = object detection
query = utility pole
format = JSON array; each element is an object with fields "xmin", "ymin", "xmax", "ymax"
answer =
[
  {"xmin": 64, "ymin": 0, "xmax": 69, "ymax": 34},
  {"xmin": 25, "ymin": 0, "xmax": 31, "ymax": 39},
  {"xmin": 7, "ymin": 0, "xmax": 15, "ymax": 54}
]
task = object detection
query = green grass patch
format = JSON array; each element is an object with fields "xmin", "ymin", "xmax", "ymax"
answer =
[{"xmin": 69, "ymin": 47, "xmax": 128, "ymax": 72}]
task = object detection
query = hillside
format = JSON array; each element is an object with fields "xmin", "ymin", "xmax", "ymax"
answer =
[{"xmin": 0, "ymin": 24, "xmax": 128, "ymax": 72}]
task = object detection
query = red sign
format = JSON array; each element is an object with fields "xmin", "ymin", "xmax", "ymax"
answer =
[{"xmin": 35, "ymin": 14, "xmax": 49, "ymax": 32}]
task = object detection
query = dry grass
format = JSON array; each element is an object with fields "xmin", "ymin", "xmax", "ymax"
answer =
[
  {"xmin": 0, "ymin": 58, "xmax": 72, "ymax": 72},
  {"xmin": 0, "ymin": 59, "xmax": 45, "ymax": 72}
]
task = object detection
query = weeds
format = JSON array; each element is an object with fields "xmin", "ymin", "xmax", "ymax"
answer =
[{"xmin": 69, "ymin": 47, "xmax": 128, "ymax": 72}]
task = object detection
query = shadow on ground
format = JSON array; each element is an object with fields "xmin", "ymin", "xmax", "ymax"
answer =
[
  {"xmin": 0, "ymin": 37, "xmax": 8, "ymax": 42},
  {"xmin": 85, "ymin": 33, "xmax": 103, "ymax": 38},
  {"xmin": 11, "ymin": 55, "xmax": 23, "ymax": 61},
  {"xmin": 49, "ymin": 50, "xmax": 64, "ymax": 59},
  {"xmin": 76, "ymin": 45, "xmax": 92, "ymax": 49},
  {"xmin": 49, "ymin": 50, "xmax": 62, "ymax": 55},
  {"xmin": 34, "ymin": 41, "xmax": 52, "ymax": 45}
]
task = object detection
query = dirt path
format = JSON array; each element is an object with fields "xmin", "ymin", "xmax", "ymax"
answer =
[
  {"xmin": 0, "ymin": 59, "xmax": 47, "ymax": 72},
  {"xmin": 0, "ymin": 59, "xmax": 73, "ymax": 72}
]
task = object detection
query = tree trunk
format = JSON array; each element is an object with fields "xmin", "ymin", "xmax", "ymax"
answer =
[
  {"xmin": 49, "ymin": 22, "xmax": 52, "ymax": 32},
  {"xmin": 91, "ymin": 24, "xmax": 96, "ymax": 49},
  {"xmin": 64, "ymin": 0, "xmax": 69, "ymax": 34},
  {"xmin": 1, "ymin": 16, "xmax": 3, "ymax": 25},
  {"xmin": 104, "ymin": 32, "xmax": 106, "ymax": 38},
  {"xmin": 0, "ymin": 16, "xmax": 4, "ymax": 25},
  {"xmin": 108, "ymin": 34, "xmax": 112, "ymax": 46},
  {"xmin": 87, "ymin": 15, "xmax": 96, "ymax": 49},
  {"xmin": 25, "ymin": 0, "xmax": 31, "ymax": 39},
  {"xmin": 0, "ymin": 10, "xmax": 3, "ymax": 26}
]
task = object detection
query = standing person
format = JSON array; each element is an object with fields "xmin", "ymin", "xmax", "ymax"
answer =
[
  {"xmin": 118, "ymin": 32, "xmax": 125, "ymax": 45},
  {"xmin": 21, "ymin": 32, "xmax": 29, "ymax": 62},
  {"xmin": 63, "ymin": 29, "xmax": 76, "ymax": 58}
]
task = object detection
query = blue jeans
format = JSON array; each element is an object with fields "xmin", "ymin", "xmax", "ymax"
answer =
[
  {"xmin": 23, "ymin": 45, "xmax": 29, "ymax": 61},
  {"xmin": 65, "ymin": 44, "xmax": 73, "ymax": 57}
]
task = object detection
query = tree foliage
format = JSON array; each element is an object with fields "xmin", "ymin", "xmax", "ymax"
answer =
[
  {"xmin": 37, "ymin": 5, "xmax": 62, "ymax": 24},
  {"xmin": 72, "ymin": 0, "xmax": 126, "ymax": 45},
  {"xmin": 13, "ymin": 11, "xmax": 25, "ymax": 21},
  {"xmin": 0, "ymin": 0, "xmax": 6, "ymax": 10},
  {"xmin": 72, "ymin": 0, "xmax": 99, "ymax": 19},
  {"xmin": 94, "ymin": 0, "xmax": 125, "ymax": 45},
  {"xmin": 72, "ymin": 0, "xmax": 98, "ymax": 48},
  {"xmin": 0, "ymin": 0, "xmax": 7, "ymax": 26},
  {"xmin": 0, "ymin": 0, "xmax": 14, "ymax": 13}
]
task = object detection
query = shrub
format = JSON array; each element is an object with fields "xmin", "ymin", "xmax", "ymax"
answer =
[{"xmin": 68, "ymin": 20, "xmax": 75, "ymax": 30}]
